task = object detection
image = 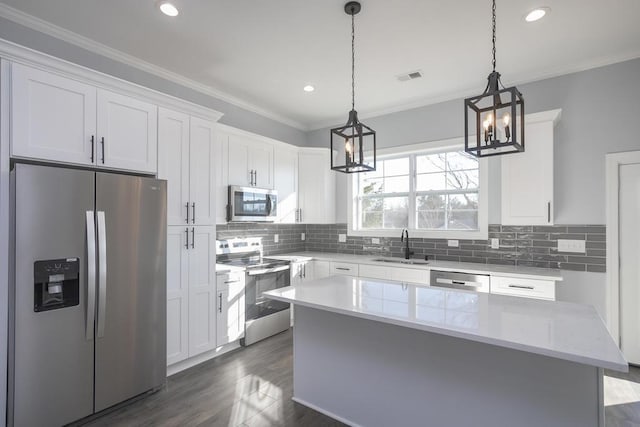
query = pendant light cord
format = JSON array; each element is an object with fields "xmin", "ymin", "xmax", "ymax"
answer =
[
  {"xmin": 351, "ymin": 10, "xmax": 356, "ymax": 111},
  {"xmin": 492, "ymin": 0, "xmax": 497, "ymax": 72}
]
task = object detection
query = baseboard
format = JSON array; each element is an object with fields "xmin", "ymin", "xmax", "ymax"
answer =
[
  {"xmin": 167, "ymin": 341, "xmax": 241, "ymax": 377},
  {"xmin": 291, "ymin": 396, "xmax": 360, "ymax": 427}
]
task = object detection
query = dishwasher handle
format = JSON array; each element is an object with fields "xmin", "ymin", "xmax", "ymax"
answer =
[{"xmin": 430, "ymin": 270, "xmax": 490, "ymax": 293}]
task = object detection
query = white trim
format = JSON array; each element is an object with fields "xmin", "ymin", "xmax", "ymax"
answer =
[
  {"xmin": 347, "ymin": 137, "xmax": 489, "ymax": 240},
  {"xmin": 0, "ymin": 38, "xmax": 224, "ymax": 122},
  {"xmin": 606, "ymin": 150, "xmax": 640, "ymax": 345},
  {"xmin": 0, "ymin": 4, "xmax": 307, "ymax": 130},
  {"xmin": 166, "ymin": 341, "xmax": 241, "ymax": 377},
  {"xmin": 0, "ymin": 57, "xmax": 11, "ymax": 426}
]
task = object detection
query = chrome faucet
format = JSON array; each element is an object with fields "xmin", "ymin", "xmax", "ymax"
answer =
[{"xmin": 400, "ymin": 229, "xmax": 414, "ymax": 260}]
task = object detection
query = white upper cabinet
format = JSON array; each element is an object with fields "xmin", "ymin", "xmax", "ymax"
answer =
[
  {"xmin": 224, "ymin": 127, "xmax": 274, "ymax": 189},
  {"xmin": 96, "ymin": 89, "xmax": 157, "ymax": 173},
  {"xmin": 158, "ymin": 108, "xmax": 190, "ymax": 226},
  {"xmin": 274, "ymin": 145, "xmax": 298, "ymax": 223},
  {"xmin": 298, "ymin": 148, "xmax": 336, "ymax": 224},
  {"xmin": 189, "ymin": 117, "xmax": 217, "ymax": 226},
  {"xmin": 501, "ymin": 110, "xmax": 561, "ymax": 225},
  {"xmin": 158, "ymin": 109, "xmax": 216, "ymax": 226},
  {"xmin": 10, "ymin": 63, "xmax": 158, "ymax": 173},
  {"xmin": 11, "ymin": 63, "xmax": 96, "ymax": 166}
]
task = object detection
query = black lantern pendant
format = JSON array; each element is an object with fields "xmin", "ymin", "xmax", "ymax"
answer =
[
  {"xmin": 331, "ymin": 1, "xmax": 376, "ymax": 173},
  {"xmin": 464, "ymin": 0, "xmax": 524, "ymax": 158}
]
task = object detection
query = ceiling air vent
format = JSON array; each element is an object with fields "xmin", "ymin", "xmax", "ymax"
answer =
[{"xmin": 397, "ymin": 70, "xmax": 423, "ymax": 82}]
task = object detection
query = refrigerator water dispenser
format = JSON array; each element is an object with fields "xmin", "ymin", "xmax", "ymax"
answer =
[{"xmin": 33, "ymin": 258, "xmax": 80, "ymax": 312}]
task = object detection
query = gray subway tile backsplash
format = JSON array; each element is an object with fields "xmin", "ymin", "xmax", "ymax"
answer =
[{"xmin": 216, "ymin": 223, "xmax": 607, "ymax": 272}]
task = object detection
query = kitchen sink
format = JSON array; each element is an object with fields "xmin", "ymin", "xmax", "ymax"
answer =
[{"xmin": 372, "ymin": 258, "xmax": 429, "ymax": 265}]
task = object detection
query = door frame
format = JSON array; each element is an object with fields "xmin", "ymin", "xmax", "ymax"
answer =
[{"xmin": 606, "ymin": 150, "xmax": 640, "ymax": 346}]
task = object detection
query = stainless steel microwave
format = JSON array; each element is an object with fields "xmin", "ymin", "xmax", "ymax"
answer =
[{"xmin": 228, "ymin": 185, "xmax": 278, "ymax": 222}]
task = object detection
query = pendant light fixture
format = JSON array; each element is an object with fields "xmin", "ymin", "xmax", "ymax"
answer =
[
  {"xmin": 464, "ymin": 0, "xmax": 524, "ymax": 157},
  {"xmin": 330, "ymin": 1, "xmax": 376, "ymax": 173}
]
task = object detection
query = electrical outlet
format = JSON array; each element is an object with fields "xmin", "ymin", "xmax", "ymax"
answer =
[
  {"xmin": 448, "ymin": 240, "xmax": 459, "ymax": 247},
  {"xmin": 491, "ymin": 238, "xmax": 499, "ymax": 249},
  {"xmin": 338, "ymin": 234, "xmax": 347, "ymax": 243},
  {"xmin": 301, "ymin": 233, "xmax": 305, "ymax": 241},
  {"xmin": 274, "ymin": 234, "xmax": 279, "ymax": 243},
  {"xmin": 371, "ymin": 237, "xmax": 380, "ymax": 244},
  {"xmin": 557, "ymin": 239, "xmax": 586, "ymax": 253}
]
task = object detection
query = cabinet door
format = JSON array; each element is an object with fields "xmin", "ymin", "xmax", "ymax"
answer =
[
  {"xmin": 298, "ymin": 150, "xmax": 336, "ymax": 223},
  {"xmin": 167, "ymin": 227, "xmax": 189, "ymax": 365},
  {"xmin": 189, "ymin": 117, "xmax": 216, "ymax": 225},
  {"xmin": 188, "ymin": 226, "xmax": 217, "ymax": 357},
  {"xmin": 501, "ymin": 121, "xmax": 554, "ymax": 225},
  {"xmin": 274, "ymin": 146, "xmax": 298, "ymax": 223},
  {"xmin": 11, "ymin": 63, "xmax": 96, "ymax": 165},
  {"xmin": 290, "ymin": 262, "xmax": 304, "ymax": 286},
  {"xmin": 227, "ymin": 134, "xmax": 252, "ymax": 187},
  {"xmin": 158, "ymin": 108, "xmax": 190, "ymax": 226},
  {"xmin": 97, "ymin": 89, "xmax": 158, "ymax": 173},
  {"xmin": 313, "ymin": 260, "xmax": 331, "ymax": 279},
  {"xmin": 250, "ymin": 141, "xmax": 274, "ymax": 189}
]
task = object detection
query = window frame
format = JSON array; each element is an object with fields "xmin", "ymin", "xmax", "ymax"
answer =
[{"xmin": 347, "ymin": 137, "xmax": 489, "ymax": 240}]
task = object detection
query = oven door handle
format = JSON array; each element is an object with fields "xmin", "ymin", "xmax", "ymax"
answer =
[{"xmin": 247, "ymin": 265, "xmax": 290, "ymax": 276}]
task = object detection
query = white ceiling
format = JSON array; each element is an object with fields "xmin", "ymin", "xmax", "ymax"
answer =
[{"xmin": 1, "ymin": 0, "xmax": 639, "ymax": 130}]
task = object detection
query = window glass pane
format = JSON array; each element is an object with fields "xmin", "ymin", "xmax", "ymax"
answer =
[
  {"xmin": 417, "ymin": 154, "xmax": 446, "ymax": 173},
  {"xmin": 448, "ymin": 193, "xmax": 478, "ymax": 230},
  {"xmin": 362, "ymin": 178, "xmax": 384, "ymax": 195},
  {"xmin": 446, "ymin": 169, "xmax": 478, "ymax": 190},
  {"xmin": 384, "ymin": 158, "xmax": 410, "ymax": 176},
  {"xmin": 446, "ymin": 152, "xmax": 478, "ymax": 171},
  {"xmin": 384, "ymin": 176, "xmax": 410, "ymax": 193},
  {"xmin": 383, "ymin": 197, "xmax": 408, "ymax": 228},
  {"xmin": 416, "ymin": 172, "xmax": 446, "ymax": 191}
]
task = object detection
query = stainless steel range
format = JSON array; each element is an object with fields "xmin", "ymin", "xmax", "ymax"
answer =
[{"xmin": 216, "ymin": 238, "xmax": 291, "ymax": 346}]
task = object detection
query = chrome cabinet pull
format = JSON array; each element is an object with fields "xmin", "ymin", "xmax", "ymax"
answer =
[
  {"xmin": 218, "ymin": 292, "xmax": 223, "ymax": 313},
  {"xmin": 192, "ymin": 202, "xmax": 195, "ymax": 224},
  {"xmin": 185, "ymin": 227, "xmax": 189, "ymax": 249},
  {"xmin": 224, "ymin": 280, "xmax": 240, "ymax": 284},
  {"xmin": 303, "ymin": 264, "xmax": 306, "ymax": 278},
  {"xmin": 100, "ymin": 137, "xmax": 105, "ymax": 164},
  {"xmin": 254, "ymin": 170, "xmax": 258, "ymax": 186},
  {"xmin": 191, "ymin": 227, "xmax": 195, "ymax": 249},
  {"xmin": 186, "ymin": 202, "xmax": 190, "ymax": 223},
  {"xmin": 508, "ymin": 284, "xmax": 535, "ymax": 290},
  {"xmin": 547, "ymin": 202, "xmax": 551, "ymax": 223},
  {"xmin": 90, "ymin": 135, "xmax": 95, "ymax": 163},
  {"xmin": 335, "ymin": 267, "xmax": 350, "ymax": 271}
]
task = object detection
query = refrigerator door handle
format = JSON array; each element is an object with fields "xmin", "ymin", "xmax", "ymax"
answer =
[
  {"xmin": 86, "ymin": 211, "xmax": 96, "ymax": 340},
  {"xmin": 97, "ymin": 211, "xmax": 107, "ymax": 338}
]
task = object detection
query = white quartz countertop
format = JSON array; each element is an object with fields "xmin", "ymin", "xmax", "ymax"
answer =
[
  {"xmin": 267, "ymin": 251, "xmax": 563, "ymax": 281},
  {"xmin": 264, "ymin": 275, "xmax": 626, "ymax": 372}
]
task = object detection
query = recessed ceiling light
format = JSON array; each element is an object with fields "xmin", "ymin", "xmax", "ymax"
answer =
[
  {"xmin": 524, "ymin": 7, "xmax": 549, "ymax": 22},
  {"xmin": 303, "ymin": 85, "xmax": 315, "ymax": 92},
  {"xmin": 158, "ymin": 1, "xmax": 179, "ymax": 17}
]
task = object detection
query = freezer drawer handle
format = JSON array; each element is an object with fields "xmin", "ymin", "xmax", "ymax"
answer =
[
  {"xmin": 86, "ymin": 211, "xmax": 96, "ymax": 341},
  {"xmin": 97, "ymin": 211, "xmax": 107, "ymax": 338}
]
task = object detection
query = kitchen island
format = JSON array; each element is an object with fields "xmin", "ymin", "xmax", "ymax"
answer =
[{"xmin": 264, "ymin": 275, "xmax": 627, "ymax": 427}]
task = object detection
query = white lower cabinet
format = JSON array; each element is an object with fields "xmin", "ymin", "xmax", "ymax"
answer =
[
  {"xmin": 330, "ymin": 261, "xmax": 359, "ymax": 277},
  {"xmin": 358, "ymin": 264, "xmax": 428, "ymax": 285},
  {"xmin": 216, "ymin": 271, "xmax": 245, "ymax": 347},
  {"xmin": 490, "ymin": 276, "xmax": 556, "ymax": 300},
  {"xmin": 312, "ymin": 261, "xmax": 331, "ymax": 280},
  {"xmin": 291, "ymin": 260, "xmax": 314, "ymax": 285},
  {"xmin": 166, "ymin": 225, "xmax": 217, "ymax": 366},
  {"xmin": 358, "ymin": 264, "xmax": 391, "ymax": 280}
]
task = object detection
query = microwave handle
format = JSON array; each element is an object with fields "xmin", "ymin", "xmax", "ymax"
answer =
[{"xmin": 266, "ymin": 194, "xmax": 273, "ymax": 216}]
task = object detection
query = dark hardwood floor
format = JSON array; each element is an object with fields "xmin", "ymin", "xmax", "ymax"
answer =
[{"xmin": 82, "ymin": 328, "xmax": 640, "ymax": 427}]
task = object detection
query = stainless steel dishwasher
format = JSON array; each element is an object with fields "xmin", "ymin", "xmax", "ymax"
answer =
[{"xmin": 429, "ymin": 270, "xmax": 491, "ymax": 293}]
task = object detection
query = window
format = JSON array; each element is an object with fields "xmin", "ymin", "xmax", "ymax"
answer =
[{"xmin": 349, "ymin": 141, "xmax": 488, "ymax": 239}]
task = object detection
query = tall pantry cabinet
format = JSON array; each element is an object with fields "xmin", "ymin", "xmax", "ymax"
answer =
[{"xmin": 158, "ymin": 108, "xmax": 219, "ymax": 366}]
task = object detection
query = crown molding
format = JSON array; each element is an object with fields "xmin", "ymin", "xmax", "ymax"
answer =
[{"xmin": 0, "ymin": 3, "xmax": 307, "ymax": 130}]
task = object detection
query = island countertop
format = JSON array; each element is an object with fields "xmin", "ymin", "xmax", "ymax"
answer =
[{"xmin": 264, "ymin": 275, "xmax": 627, "ymax": 372}]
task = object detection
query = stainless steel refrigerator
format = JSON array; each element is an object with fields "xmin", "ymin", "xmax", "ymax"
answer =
[{"xmin": 8, "ymin": 163, "xmax": 167, "ymax": 427}]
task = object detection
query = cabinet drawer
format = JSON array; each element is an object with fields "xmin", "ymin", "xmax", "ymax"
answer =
[
  {"xmin": 358, "ymin": 264, "xmax": 390, "ymax": 280},
  {"xmin": 330, "ymin": 262, "xmax": 359, "ymax": 276},
  {"xmin": 490, "ymin": 276, "xmax": 555, "ymax": 300},
  {"xmin": 216, "ymin": 271, "xmax": 245, "ymax": 293},
  {"xmin": 390, "ymin": 267, "xmax": 428, "ymax": 285}
]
